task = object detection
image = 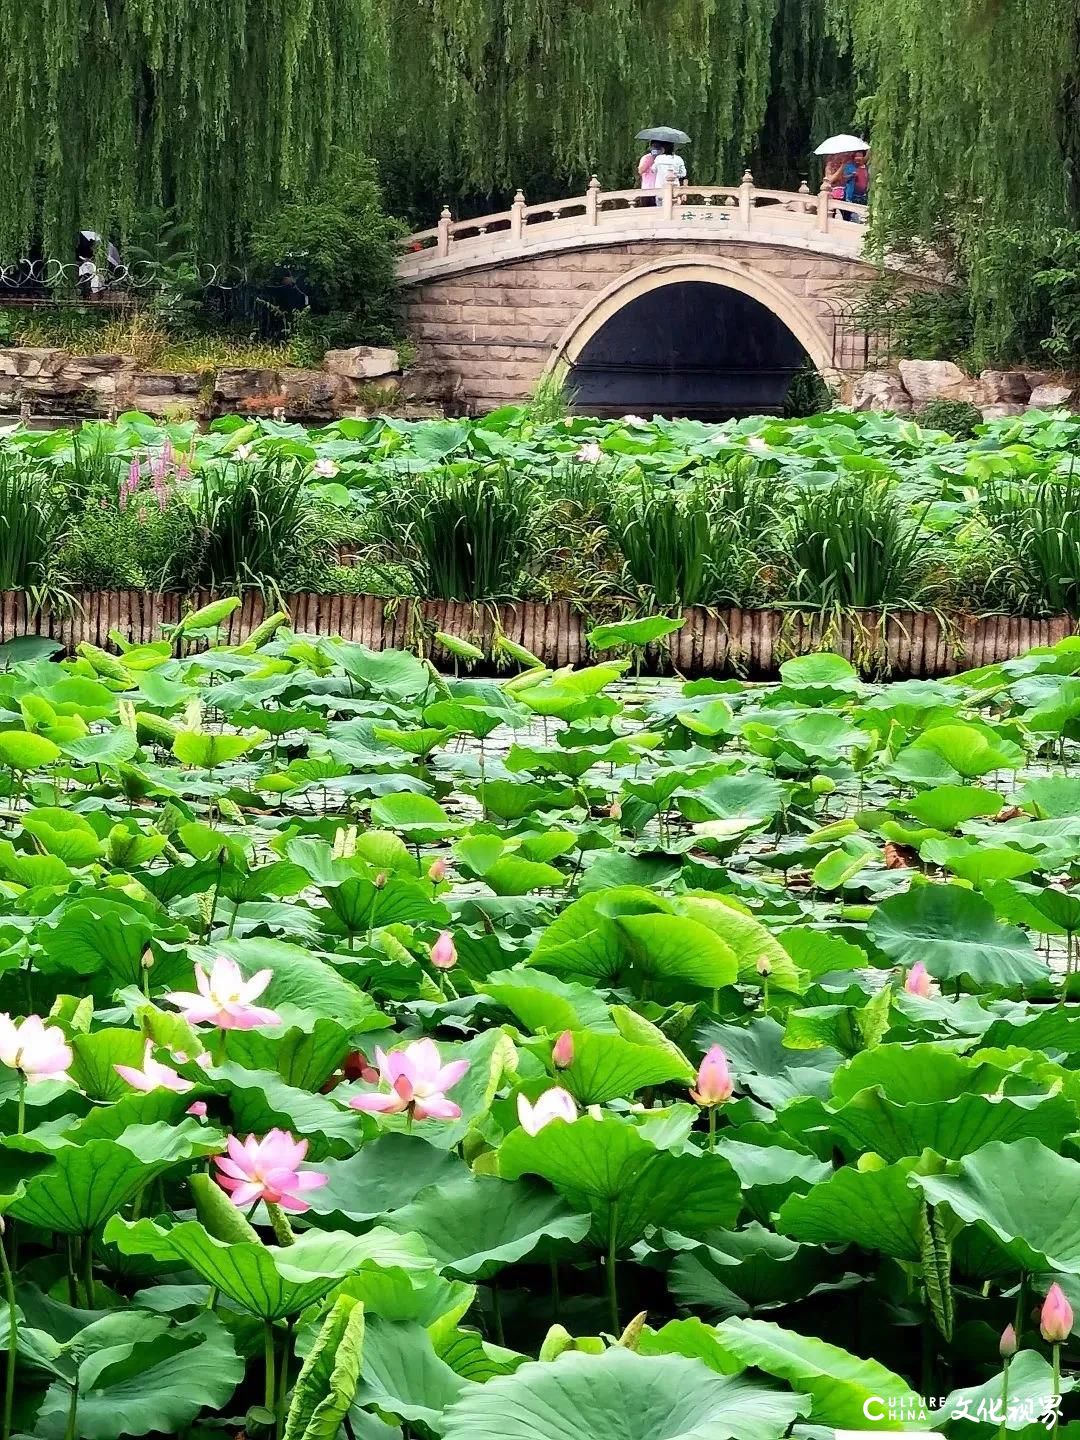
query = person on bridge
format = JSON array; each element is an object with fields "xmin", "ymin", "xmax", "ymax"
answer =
[
  {"xmin": 650, "ymin": 141, "xmax": 687, "ymax": 199},
  {"xmin": 638, "ymin": 142, "xmax": 661, "ymax": 194}
]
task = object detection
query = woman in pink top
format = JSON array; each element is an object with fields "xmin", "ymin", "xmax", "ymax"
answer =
[{"xmin": 639, "ymin": 144, "xmax": 660, "ymax": 191}]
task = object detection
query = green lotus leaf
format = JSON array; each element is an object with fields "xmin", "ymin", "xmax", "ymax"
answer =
[
  {"xmin": 3, "ymin": 1121, "xmax": 220, "ymax": 1234},
  {"xmin": 305, "ymin": 1134, "xmax": 467, "ymax": 1228},
  {"xmin": 440, "ymin": 1348, "xmax": 808, "ymax": 1440},
  {"xmin": 387, "ymin": 1174, "xmax": 590, "ymax": 1279},
  {"xmin": 35, "ymin": 1313, "xmax": 243, "ymax": 1440},
  {"xmin": 913, "ymin": 1138, "xmax": 1080, "ymax": 1274},
  {"xmin": 499, "ymin": 1112, "xmax": 742, "ymax": 1249},
  {"xmin": 558, "ymin": 1029, "xmax": 695, "ymax": 1104},
  {"xmin": 777, "ymin": 1157, "xmax": 928, "ymax": 1261},
  {"xmin": 284, "ymin": 1294, "xmax": 366, "ymax": 1440},
  {"xmin": 104, "ymin": 1216, "xmax": 433, "ymax": 1320},
  {"xmin": 868, "ymin": 884, "xmax": 1046, "ymax": 987},
  {"xmin": 715, "ymin": 1317, "xmax": 930, "ymax": 1430},
  {"xmin": 0, "ymin": 728, "xmax": 60, "ymax": 770},
  {"xmin": 353, "ymin": 1313, "xmax": 470, "ymax": 1428}
]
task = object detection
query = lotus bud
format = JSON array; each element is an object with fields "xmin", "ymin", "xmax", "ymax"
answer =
[
  {"xmin": 1040, "ymin": 1284, "xmax": 1074, "ymax": 1343},
  {"xmin": 904, "ymin": 962, "xmax": 932, "ymax": 997},
  {"xmin": 141, "ymin": 947, "xmax": 154, "ymax": 970},
  {"xmin": 372, "ymin": 871, "xmax": 387, "ymax": 889},
  {"xmin": 999, "ymin": 1323, "xmax": 1018, "ymax": 1359},
  {"xmin": 430, "ymin": 930, "xmax": 457, "ymax": 971},
  {"xmin": 756, "ymin": 955, "xmax": 771, "ymax": 976},
  {"xmin": 428, "ymin": 856, "xmax": 448, "ymax": 883},
  {"xmin": 552, "ymin": 1030, "xmax": 574, "ymax": 1068},
  {"xmin": 539, "ymin": 1325, "xmax": 575, "ymax": 1363},
  {"xmin": 608, "ymin": 799, "xmax": 622, "ymax": 820},
  {"xmin": 618, "ymin": 1312, "xmax": 647, "ymax": 1351},
  {"xmin": 691, "ymin": 1045, "xmax": 734, "ymax": 1106}
]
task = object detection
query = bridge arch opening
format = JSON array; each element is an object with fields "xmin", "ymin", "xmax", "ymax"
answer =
[{"xmin": 555, "ymin": 256, "xmax": 835, "ymax": 421}]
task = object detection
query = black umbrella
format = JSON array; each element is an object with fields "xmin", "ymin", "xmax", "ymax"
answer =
[{"xmin": 636, "ymin": 126, "xmax": 691, "ymax": 146}]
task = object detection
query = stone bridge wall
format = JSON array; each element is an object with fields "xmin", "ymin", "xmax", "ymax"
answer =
[{"xmin": 401, "ymin": 239, "xmax": 881, "ymax": 412}]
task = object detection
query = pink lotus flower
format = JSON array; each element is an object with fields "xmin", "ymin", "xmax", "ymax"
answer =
[
  {"xmin": 904, "ymin": 962, "xmax": 933, "ymax": 998},
  {"xmin": 348, "ymin": 1039, "xmax": 469, "ymax": 1121},
  {"xmin": 1000, "ymin": 1323, "xmax": 1018, "ymax": 1358},
  {"xmin": 1041, "ymin": 1283, "xmax": 1074, "ymax": 1343},
  {"xmin": 187, "ymin": 1100, "xmax": 208, "ymax": 1118},
  {"xmin": 428, "ymin": 857, "xmax": 448, "ymax": 883},
  {"xmin": 0, "ymin": 1014, "xmax": 72, "ymax": 1079},
  {"xmin": 430, "ymin": 930, "xmax": 457, "ymax": 970},
  {"xmin": 552, "ymin": 1030, "xmax": 574, "ymax": 1068},
  {"xmin": 691, "ymin": 1045, "xmax": 733, "ymax": 1106},
  {"xmin": 115, "ymin": 1041, "xmax": 194, "ymax": 1093},
  {"xmin": 165, "ymin": 955, "xmax": 281, "ymax": 1031},
  {"xmin": 518, "ymin": 1086, "xmax": 577, "ymax": 1135},
  {"xmin": 214, "ymin": 1129, "xmax": 328, "ymax": 1213}
]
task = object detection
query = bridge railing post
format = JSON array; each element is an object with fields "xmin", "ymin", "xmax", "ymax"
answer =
[
  {"xmin": 661, "ymin": 175, "xmax": 675, "ymax": 220},
  {"xmin": 436, "ymin": 205, "xmax": 453, "ymax": 257},
  {"xmin": 817, "ymin": 179, "xmax": 831, "ymax": 233},
  {"xmin": 585, "ymin": 175, "xmax": 600, "ymax": 226},
  {"xmin": 509, "ymin": 189, "xmax": 526, "ymax": 242},
  {"xmin": 739, "ymin": 169, "xmax": 754, "ymax": 228}
]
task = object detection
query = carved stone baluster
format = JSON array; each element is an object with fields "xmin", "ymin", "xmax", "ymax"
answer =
[
  {"xmin": 585, "ymin": 175, "xmax": 601, "ymax": 226},
  {"xmin": 436, "ymin": 205, "xmax": 453, "ymax": 257},
  {"xmin": 509, "ymin": 188, "xmax": 526, "ymax": 242},
  {"xmin": 739, "ymin": 169, "xmax": 754, "ymax": 228},
  {"xmin": 817, "ymin": 178, "xmax": 831, "ymax": 233}
]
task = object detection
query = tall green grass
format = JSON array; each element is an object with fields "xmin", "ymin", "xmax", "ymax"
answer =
[
  {"xmin": 0, "ymin": 458, "xmax": 69, "ymax": 599},
  {"xmin": 191, "ymin": 459, "xmax": 308, "ymax": 595},
  {"xmin": 784, "ymin": 478, "xmax": 933, "ymax": 609},
  {"xmin": 983, "ymin": 470, "xmax": 1080, "ymax": 614},
  {"xmin": 370, "ymin": 466, "xmax": 537, "ymax": 599}
]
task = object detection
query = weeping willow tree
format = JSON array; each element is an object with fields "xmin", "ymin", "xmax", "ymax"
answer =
[
  {"xmin": 848, "ymin": 0, "xmax": 1080, "ymax": 248},
  {"xmin": 0, "ymin": 0, "xmax": 386, "ymax": 260},
  {"xmin": 373, "ymin": 0, "xmax": 848, "ymax": 219}
]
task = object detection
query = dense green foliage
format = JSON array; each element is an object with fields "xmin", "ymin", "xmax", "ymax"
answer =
[
  {"xmin": 0, "ymin": 608, "xmax": 1076, "ymax": 1433},
  {"xmin": 5, "ymin": 0, "xmax": 1076, "ymax": 286},
  {"xmin": 0, "ymin": 0, "xmax": 385, "ymax": 260},
  {"xmin": 13, "ymin": 406, "xmax": 1080, "ymax": 617}
]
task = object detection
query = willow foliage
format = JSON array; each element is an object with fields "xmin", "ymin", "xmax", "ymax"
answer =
[
  {"xmin": 378, "ymin": 0, "xmax": 794, "ymax": 206},
  {"xmin": 848, "ymin": 0, "xmax": 1079, "ymax": 251},
  {"xmin": 0, "ymin": 0, "xmax": 386, "ymax": 260}
]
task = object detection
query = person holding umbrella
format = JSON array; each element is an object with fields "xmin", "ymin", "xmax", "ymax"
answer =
[
  {"xmin": 636, "ymin": 126, "xmax": 689, "ymax": 204},
  {"xmin": 815, "ymin": 133, "xmax": 870, "ymax": 220}
]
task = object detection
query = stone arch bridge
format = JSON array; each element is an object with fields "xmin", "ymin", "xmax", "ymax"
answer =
[{"xmin": 398, "ymin": 175, "xmax": 887, "ymax": 417}]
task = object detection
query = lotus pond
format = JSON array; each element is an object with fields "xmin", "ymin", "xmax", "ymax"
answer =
[
  {"xmin": 0, "ymin": 602, "xmax": 1080, "ymax": 1438},
  {"xmin": 9, "ymin": 404, "xmax": 1080, "ymax": 611}
]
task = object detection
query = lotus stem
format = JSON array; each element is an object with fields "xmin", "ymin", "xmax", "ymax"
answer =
[
  {"xmin": 708, "ymin": 1106, "xmax": 717, "ymax": 1153},
  {"xmin": 0, "ymin": 1226, "xmax": 17, "ymax": 1440},
  {"xmin": 264, "ymin": 1319, "xmax": 276, "ymax": 1417},
  {"xmin": 15, "ymin": 1076, "xmax": 24, "ymax": 1138},
  {"xmin": 997, "ymin": 1354, "xmax": 1010, "ymax": 1440},
  {"xmin": 1052, "ymin": 1344, "xmax": 1061, "ymax": 1439},
  {"xmin": 265, "ymin": 1203, "xmax": 295, "ymax": 1247},
  {"xmin": 490, "ymin": 1277, "xmax": 505, "ymax": 1347},
  {"xmin": 64, "ymin": 1383, "xmax": 77, "ymax": 1440},
  {"xmin": 81, "ymin": 1232, "xmax": 94, "ymax": 1308},
  {"xmin": 606, "ymin": 1202, "xmax": 619, "ymax": 1334}
]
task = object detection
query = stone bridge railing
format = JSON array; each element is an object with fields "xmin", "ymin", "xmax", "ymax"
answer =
[{"xmin": 399, "ymin": 172, "xmax": 868, "ymax": 280}]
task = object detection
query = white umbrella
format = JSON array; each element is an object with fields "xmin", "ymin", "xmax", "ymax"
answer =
[{"xmin": 814, "ymin": 134, "xmax": 869, "ymax": 155}]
